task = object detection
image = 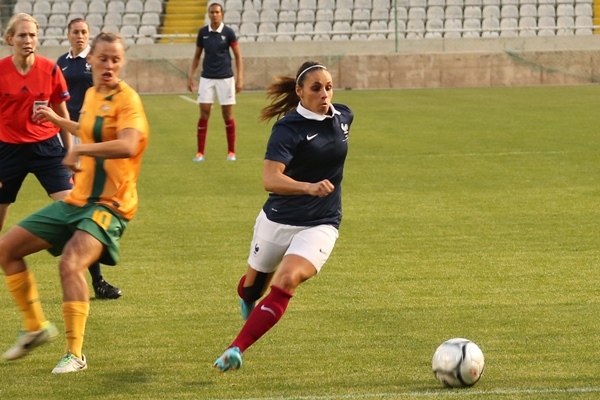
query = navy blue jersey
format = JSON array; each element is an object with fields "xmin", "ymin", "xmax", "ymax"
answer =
[
  {"xmin": 56, "ymin": 48, "xmax": 93, "ymax": 122},
  {"xmin": 196, "ymin": 23, "xmax": 237, "ymax": 79},
  {"xmin": 263, "ymin": 103, "xmax": 353, "ymax": 229}
]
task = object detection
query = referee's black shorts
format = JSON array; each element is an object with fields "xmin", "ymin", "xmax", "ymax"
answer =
[{"xmin": 0, "ymin": 136, "xmax": 73, "ymax": 204}]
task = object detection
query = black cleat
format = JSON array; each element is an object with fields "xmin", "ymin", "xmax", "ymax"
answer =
[{"xmin": 93, "ymin": 279, "xmax": 123, "ymax": 300}]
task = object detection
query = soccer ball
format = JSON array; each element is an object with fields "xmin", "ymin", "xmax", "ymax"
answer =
[{"xmin": 431, "ymin": 338, "xmax": 485, "ymax": 388}]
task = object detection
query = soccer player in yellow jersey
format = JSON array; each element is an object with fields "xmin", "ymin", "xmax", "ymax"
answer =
[{"xmin": 0, "ymin": 32, "xmax": 149, "ymax": 374}]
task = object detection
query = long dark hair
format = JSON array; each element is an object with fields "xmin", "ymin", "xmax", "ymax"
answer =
[{"xmin": 259, "ymin": 61, "xmax": 326, "ymax": 122}]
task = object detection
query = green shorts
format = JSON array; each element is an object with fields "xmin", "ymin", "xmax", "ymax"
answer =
[{"xmin": 18, "ymin": 201, "xmax": 129, "ymax": 266}]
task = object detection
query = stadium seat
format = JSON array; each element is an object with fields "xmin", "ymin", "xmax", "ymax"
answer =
[
  {"xmin": 106, "ymin": 12, "xmax": 124, "ymax": 27},
  {"xmin": 123, "ymin": 14, "xmax": 141, "ymax": 27},
  {"xmin": 226, "ymin": 0, "xmax": 244, "ymax": 11},
  {"xmin": 482, "ymin": 5, "xmax": 500, "ymax": 19},
  {"xmin": 278, "ymin": 10, "xmax": 296, "ymax": 23},
  {"xmin": 48, "ymin": 14, "xmax": 67, "ymax": 28},
  {"xmin": 332, "ymin": 20, "xmax": 351, "ymax": 40},
  {"xmin": 388, "ymin": 19, "xmax": 406, "ymax": 38},
  {"xmin": 102, "ymin": 24, "xmax": 120, "ymax": 34},
  {"xmin": 408, "ymin": 7, "xmax": 426, "ymax": 20},
  {"xmin": 33, "ymin": 14, "xmax": 48, "ymax": 29},
  {"xmin": 297, "ymin": 9, "xmax": 315, "ymax": 23},
  {"xmin": 317, "ymin": 0, "xmax": 335, "ymax": 9},
  {"xmin": 500, "ymin": 17, "xmax": 518, "ymax": 36},
  {"xmin": 281, "ymin": 0, "xmax": 299, "ymax": 11},
  {"xmin": 556, "ymin": 16, "xmax": 574, "ymax": 35},
  {"xmin": 465, "ymin": 0, "xmax": 483, "ymax": 5},
  {"xmin": 538, "ymin": 4, "xmax": 556, "ymax": 18},
  {"xmin": 119, "ymin": 25, "xmax": 137, "ymax": 44},
  {"xmin": 107, "ymin": 1, "xmax": 125, "ymax": 14},
  {"xmin": 316, "ymin": 9, "xmax": 334, "ymax": 21},
  {"xmin": 390, "ymin": 7, "xmax": 408, "ymax": 21},
  {"xmin": 275, "ymin": 34, "xmax": 293, "ymax": 41},
  {"xmin": 262, "ymin": 0, "xmax": 280, "ymax": 11},
  {"xmin": 355, "ymin": 0, "xmax": 372, "ymax": 8},
  {"xmin": 371, "ymin": 8, "xmax": 389, "ymax": 21},
  {"xmin": 68, "ymin": 13, "xmax": 86, "ymax": 22},
  {"xmin": 425, "ymin": 18, "xmax": 443, "ymax": 38},
  {"xmin": 299, "ymin": 0, "xmax": 317, "ymax": 9},
  {"xmin": 14, "ymin": 1, "xmax": 33, "ymax": 15},
  {"xmin": 482, "ymin": 0, "xmax": 500, "ymax": 5},
  {"xmin": 336, "ymin": 0, "xmax": 354, "ymax": 10},
  {"xmin": 88, "ymin": 1, "xmax": 107, "ymax": 14},
  {"xmin": 240, "ymin": 21, "xmax": 258, "ymax": 34},
  {"xmin": 426, "ymin": 6, "xmax": 444, "ymax": 20},
  {"xmin": 314, "ymin": 20, "xmax": 332, "ymax": 34},
  {"xmin": 369, "ymin": 20, "xmax": 388, "ymax": 37},
  {"xmin": 406, "ymin": 19, "xmax": 424, "ymax": 38},
  {"xmin": 126, "ymin": 0, "xmax": 144, "ymax": 14},
  {"xmin": 139, "ymin": 25, "xmax": 157, "ymax": 37},
  {"xmin": 575, "ymin": 16, "xmax": 593, "ymax": 34},
  {"xmin": 51, "ymin": 1, "xmax": 70, "ymax": 15},
  {"xmin": 464, "ymin": 6, "xmax": 482, "ymax": 19},
  {"xmin": 409, "ymin": 0, "xmax": 425, "ymax": 7},
  {"xmin": 334, "ymin": 8, "xmax": 352, "ymax": 21},
  {"xmin": 444, "ymin": 18, "xmax": 462, "ymax": 38},
  {"xmin": 428, "ymin": 0, "xmax": 445, "ymax": 6},
  {"xmin": 69, "ymin": 1, "xmax": 87, "ymax": 15},
  {"xmin": 296, "ymin": 21, "xmax": 314, "ymax": 33},
  {"xmin": 519, "ymin": 4, "xmax": 536, "ymax": 18},
  {"xmin": 141, "ymin": 13, "xmax": 161, "ymax": 27},
  {"xmin": 518, "ymin": 17, "xmax": 537, "ymax": 36},
  {"xmin": 446, "ymin": 5, "xmax": 463, "ymax": 19},
  {"xmin": 537, "ymin": 16, "xmax": 555, "ymax": 35},
  {"xmin": 462, "ymin": 18, "xmax": 481, "ymax": 37},
  {"xmin": 373, "ymin": 0, "xmax": 390, "ymax": 8},
  {"xmin": 242, "ymin": 9, "xmax": 259, "ymax": 23},
  {"xmin": 575, "ymin": 3, "xmax": 592, "ymax": 16},
  {"xmin": 45, "ymin": 26, "xmax": 63, "ymax": 38},
  {"xmin": 259, "ymin": 9, "xmax": 277, "ymax": 23},
  {"xmin": 225, "ymin": 10, "xmax": 242, "ymax": 24},
  {"xmin": 519, "ymin": 0, "xmax": 536, "ymax": 4},
  {"xmin": 351, "ymin": 20, "xmax": 369, "ymax": 40},
  {"xmin": 258, "ymin": 21, "xmax": 276, "ymax": 40},
  {"xmin": 481, "ymin": 16, "xmax": 499, "ymax": 36},
  {"xmin": 42, "ymin": 39, "xmax": 61, "ymax": 46},
  {"xmin": 500, "ymin": 5, "xmax": 518, "ymax": 19},
  {"xmin": 295, "ymin": 34, "xmax": 312, "ymax": 41},
  {"xmin": 557, "ymin": 4, "xmax": 574, "ymax": 17},
  {"xmin": 145, "ymin": 0, "xmax": 163, "ymax": 13},
  {"xmin": 33, "ymin": 1, "xmax": 51, "ymax": 15},
  {"xmin": 353, "ymin": 9, "xmax": 370, "ymax": 21},
  {"xmin": 137, "ymin": 37, "xmax": 155, "ymax": 44}
]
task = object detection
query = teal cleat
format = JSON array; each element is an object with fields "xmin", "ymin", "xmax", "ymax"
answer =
[
  {"xmin": 239, "ymin": 299, "xmax": 255, "ymax": 321},
  {"xmin": 213, "ymin": 346, "xmax": 242, "ymax": 372}
]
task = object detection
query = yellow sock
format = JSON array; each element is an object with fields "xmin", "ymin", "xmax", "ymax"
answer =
[
  {"xmin": 5, "ymin": 270, "xmax": 46, "ymax": 332},
  {"xmin": 62, "ymin": 301, "xmax": 90, "ymax": 359}
]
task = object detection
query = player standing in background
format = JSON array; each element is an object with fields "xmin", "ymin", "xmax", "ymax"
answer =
[
  {"xmin": 57, "ymin": 18, "xmax": 122, "ymax": 300},
  {"xmin": 0, "ymin": 32, "xmax": 149, "ymax": 373},
  {"xmin": 0, "ymin": 13, "xmax": 71, "ymax": 233},
  {"xmin": 187, "ymin": 1, "xmax": 243, "ymax": 162},
  {"xmin": 213, "ymin": 61, "xmax": 353, "ymax": 372}
]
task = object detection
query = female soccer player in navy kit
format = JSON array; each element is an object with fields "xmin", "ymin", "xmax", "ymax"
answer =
[
  {"xmin": 56, "ymin": 18, "xmax": 122, "ymax": 300},
  {"xmin": 214, "ymin": 61, "xmax": 353, "ymax": 372}
]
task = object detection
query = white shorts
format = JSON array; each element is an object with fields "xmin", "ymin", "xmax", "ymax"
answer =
[
  {"xmin": 247, "ymin": 210, "xmax": 339, "ymax": 274},
  {"xmin": 197, "ymin": 77, "xmax": 236, "ymax": 105}
]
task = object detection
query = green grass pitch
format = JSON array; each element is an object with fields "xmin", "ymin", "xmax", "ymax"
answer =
[{"xmin": 1, "ymin": 85, "xmax": 599, "ymax": 399}]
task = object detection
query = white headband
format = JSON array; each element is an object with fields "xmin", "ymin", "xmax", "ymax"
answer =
[{"xmin": 296, "ymin": 65, "xmax": 327, "ymax": 85}]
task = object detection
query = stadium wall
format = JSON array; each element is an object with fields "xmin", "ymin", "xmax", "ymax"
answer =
[{"xmin": 3, "ymin": 35, "xmax": 599, "ymax": 93}]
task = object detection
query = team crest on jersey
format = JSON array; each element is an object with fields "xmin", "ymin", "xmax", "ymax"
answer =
[
  {"xmin": 100, "ymin": 104, "xmax": 110, "ymax": 112},
  {"xmin": 221, "ymin": 35, "xmax": 226, "ymax": 41},
  {"xmin": 341, "ymin": 123, "xmax": 349, "ymax": 141},
  {"xmin": 85, "ymin": 63, "xmax": 92, "ymax": 72}
]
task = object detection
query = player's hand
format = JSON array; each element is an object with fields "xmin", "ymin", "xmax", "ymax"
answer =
[
  {"xmin": 308, "ymin": 179, "xmax": 334, "ymax": 197},
  {"xmin": 32, "ymin": 105, "xmax": 58, "ymax": 125},
  {"xmin": 62, "ymin": 148, "xmax": 82, "ymax": 173},
  {"xmin": 187, "ymin": 78, "xmax": 196, "ymax": 92}
]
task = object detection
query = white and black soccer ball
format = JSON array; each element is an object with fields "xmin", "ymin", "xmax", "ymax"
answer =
[{"xmin": 431, "ymin": 338, "xmax": 485, "ymax": 388}]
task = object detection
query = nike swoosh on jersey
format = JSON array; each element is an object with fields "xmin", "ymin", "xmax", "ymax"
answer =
[
  {"xmin": 307, "ymin": 134, "xmax": 319, "ymax": 140},
  {"xmin": 62, "ymin": 66, "xmax": 68, "ymax": 71}
]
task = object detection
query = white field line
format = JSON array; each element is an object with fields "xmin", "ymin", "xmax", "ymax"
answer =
[
  {"xmin": 179, "ymin": 95, "xmax": 197, "ymax": 104},
  {"xmin": 207, "ymin": 387, "xmax": 600, "ymax": 400}
]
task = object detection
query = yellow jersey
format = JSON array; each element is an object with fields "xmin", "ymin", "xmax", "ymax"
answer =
[{"xmin": 64, "ymin": 81, "xmax": 149, "ymax": 220}]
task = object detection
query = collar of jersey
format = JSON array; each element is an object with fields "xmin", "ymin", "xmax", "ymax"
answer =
[
  {"xmin": 297, "ymin": 102, "xmax": 340, "ymax": 121},
  {"xmin": 67, "ymin": 45, "xmax": 91, "ymax": 59},
  {"xmin": 208, "ymin": 23, "xmax": 225, "ymax": 33}
]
